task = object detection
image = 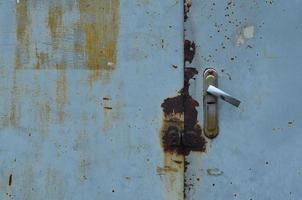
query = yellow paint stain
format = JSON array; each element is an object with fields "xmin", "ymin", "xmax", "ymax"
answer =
[
  {"xmin": 9, "ymin": 71, "xmax": 19, "ymax": 127},
  {"xmin": 35, "ymin": 49, "xmax": 49, "ymax": 69},
  {"xmin": 56, "ymin": 64, "xmax": 67, "ymax": 122},
  {"xmin": 38, "ymin": 101, "xmax": 52, "ymax": 134},
  {"xmin": 76, "ymin": 130, "xmax": 90, "ymax": 182},
  {"xmin": 160, "ymin": 115, "xmax": 184, "ymax": 199},
  {"xmin": 74, "ymin": 42, "xmax": 83, "ymax": 54},
  {"xmin": 48, "ymin": 5, "xmax": 63, "ymax": 50},
  {"xmin": 15, "ymin": 0, "xmax": 30, "ymax": 69},
  {"xmin": 77, "ymin": 0, "xmax": 120, "ymax": 71}
]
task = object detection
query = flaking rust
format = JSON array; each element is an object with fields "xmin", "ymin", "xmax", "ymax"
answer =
[
  {"xmin": 161, "ymin": 68, "xmax": 206, "ymax": 155},
  {"xmin": 184, "ymin": 40, "xmax": 196, "ymax": 64},
  {"xmin": 184, "ymin": 0, "xmax": 192, "ymax": 22}
]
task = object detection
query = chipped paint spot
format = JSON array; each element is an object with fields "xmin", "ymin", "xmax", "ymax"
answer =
[
  {"xmin": 235, "ymin": 25, "xmax": 255, "ymax": 46},
  {"xmin": 288, "ymin": 120, "xmax": 294, "ymax": 128},
  {"xmin": 207, "ymin": 168, "xmax": 224, "ymax": 176},
  {"xmin": 15, "ymin": 0, "xmax": 30, "ymax": 69},
  {"xmin": 184, "ymin": 40, "xmax": 196, "ymax": 64},
  {"xmin": 48, "ymin": 5, "xmax": 63, "ymax": 50}
]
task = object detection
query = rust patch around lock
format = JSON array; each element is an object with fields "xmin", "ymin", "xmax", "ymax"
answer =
[
  {"xmin": 184, "ymin": 40, "xmax": 196, "ymax": 64},
  {"xmin": 161, "ymin": 67, "xmax": 206, "ymax": 156}
]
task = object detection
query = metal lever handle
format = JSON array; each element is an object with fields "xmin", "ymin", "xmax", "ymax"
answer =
[{"xmin": 207, "ymin": 85, "xmax": 241, "ymax": 107}]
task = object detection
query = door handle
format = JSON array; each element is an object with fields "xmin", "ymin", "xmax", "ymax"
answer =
[
  {"xmin": 207, "ymin": 85, "xmax": 241, "ymax": 107},
  {"xmin": 203, "ymin": 68, "xmax": 241, "ymax": 138}
]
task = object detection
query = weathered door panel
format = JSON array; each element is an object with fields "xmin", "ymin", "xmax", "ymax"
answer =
[
  {"xmin": 185, "ymin": 1, "xmax": 302, "ymax": 199},
  {"xmin": 0, "ymin": 1, "xmax": 184, "ymax": 199}
]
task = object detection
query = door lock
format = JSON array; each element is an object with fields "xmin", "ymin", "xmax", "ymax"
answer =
[
  {"xmin": 203, "ymin": 68, "xmax": 241, "ymax": 138},
  {"xmin": 165, "ymin": 126, "xmax": 204, "ymax": 150}
]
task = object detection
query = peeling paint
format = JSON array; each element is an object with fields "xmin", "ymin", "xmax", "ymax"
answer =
[
  {"xmin": 235, "ymin": 25, "xmax": 255, "ymax": 46},
  {"xmin": 184, "ymin": 0, "xmax": 192, "ymax": 21},
  {"xmin": 184, "ymin": 40, "xmax": 196, "ymax": 64},
  {"xmin": 207, "ymin": 168, "xmax": 224, "ymax": 176}
]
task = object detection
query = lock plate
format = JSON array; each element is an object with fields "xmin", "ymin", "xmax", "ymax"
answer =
[{"xmin": 203, "ymin": 68, "xmax": 219, "ymax": 138}]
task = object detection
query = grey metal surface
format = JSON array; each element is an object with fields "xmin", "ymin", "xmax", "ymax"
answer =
[
  {"xmin": 0, "ymin": 0, "xmax": 184, "ymax": 199},
  {"xmin": 185, "ymin": 0, "xmax": 302, "ymax": 199}
]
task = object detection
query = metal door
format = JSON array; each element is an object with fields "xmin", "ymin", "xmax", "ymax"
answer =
[
  {"xmin": 185, "ymin": 1, "xmax": 302, "ymax": 199},
  {"xmin": 0, "ymin": 0, "xmax": 185, "ymax": 199}
]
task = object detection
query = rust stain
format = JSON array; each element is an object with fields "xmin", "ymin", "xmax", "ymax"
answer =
[
  {"xmin": 56, "ymin": 65, "xmax": 67, "ymax": 122},
  {"xmin": 161, "ymin": 67, "xmax": 206, "ymax": 156},
  {"xmin": 48, "ymin": 5, "xmax": 63, "ymax": 50},
  {"xmin": 15, "ymin": 0, "xmax": 30, "ymax": 69},
  {"xmin": 9, "ymin": 71, "xmax": 19, "ymax": 127},
  {"xmin": 37, "ymin": 101, "xmax": 52, "ymax": 134},
  {"xmin": 77, "ymin": 0, "xmax": 120, "ymax": 71},
  {"xmin": 184, "ymin": 0, "xmax": 192, "ymax": 21},
  {"xmin": 159, "ymin": 66, "xmax": 204, "ymax": 200},
  {"xmin": 160, "ymin": 151, "xmax": 184, "ymax": 199},
  {"xmin": 184, "ymin": 40, "xmax": 196, "ymax": 64},
  {"xmin": 35, "ymin": 49, "xmax": 49, "ymax": 69},
  {"xmin": 76, "ymin": 130, "xmax": 91, "ymax": 182},
  {"xmin": 157, "ymin": 166, "xmax": 178, "ymax": 175},
  {"xmin": 74, "ymin": 42, "xmax": 83, "ymax": 54}
]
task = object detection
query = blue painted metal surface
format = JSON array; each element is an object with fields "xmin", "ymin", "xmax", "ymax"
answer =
[
  {"xmin": 185, "ymin": 0, "xmax": 302, "ymax": 199},
  {"xmin": 0, "ymin": 0, "xmax": 184, "ymax": 199}
]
